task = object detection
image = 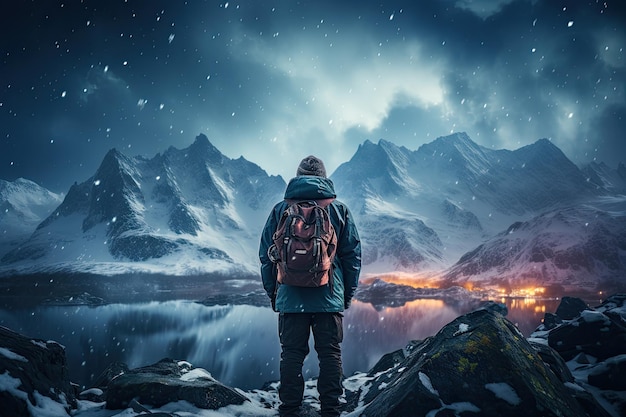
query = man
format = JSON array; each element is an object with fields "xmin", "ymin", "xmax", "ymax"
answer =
[{"xmin": 259, "ymin": 155, "xmax": 361, "ymax": 417}]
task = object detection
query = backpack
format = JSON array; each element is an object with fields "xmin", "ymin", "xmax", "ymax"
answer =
[{"xmin": 268, "ymin": 198, "xmax": 337, "ymax": 287}]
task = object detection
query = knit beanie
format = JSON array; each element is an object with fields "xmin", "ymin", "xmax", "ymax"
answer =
[{"xmin": 296, "ymin": 155, "xmax": 327, "ymax": 177}]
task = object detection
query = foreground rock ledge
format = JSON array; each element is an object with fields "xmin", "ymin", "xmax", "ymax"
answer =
[
  {"xmin": 104, "ymin": 358, "xmax": 248, "ymax": 410},
  {"xmin": 348, "ymin": 307, "xmax": 604, "ymax": 417},
  {"xmin": 0, "ymin": 326, "xmax": 76, "ymax": 416}
]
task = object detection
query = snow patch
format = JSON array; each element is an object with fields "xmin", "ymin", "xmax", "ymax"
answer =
[
  {"xmin": 0, "ymin": 371, "xmax": 28, "ymax": 400},
  {"xmin": 426, "ymin": 401, "xmax": 481, "ymax": 417},
  {"xmin": 79, "ymin": 387, "xmax": 103, "ymax": 397},
  {"xmin": 31, "ymin": 340, "xmax": 48, "ymax": 349},
  {"xmin": 27, "ymin": 391, "xmax": 70, "ymax": 417},
  {"xmin": 0, "ymin": 347, "xmax": 28, "ymax": 362},
  {"xmin": 180, "ymin": 368, "xmax": 216, "ymax": 382},
  {"xmin": 419, "ymin": 371, "xmax": 439, "ymax": 396},
  {"xmin": 485, "ymin": 382, "xmax": 521, "ymax": 406},
  {"xmin": 580, "ymin": 310, "xmax": 611, "ymax": 325},
  {"xmin": 453, "ymin": 323, "xmax": 470, "ymax": 336}
]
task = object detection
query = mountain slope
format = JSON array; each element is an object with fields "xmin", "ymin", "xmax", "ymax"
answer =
[
  {"xmin": 0, "ymin": 178, "xmax": 63, "ymax": 257},
  {"xmin": 581, "ymin": 161, "xmax": 626, "ymax": 193},
  {"xmin": 1, "ymin": 135, "xmax": 284, "ymax": 276},
  {"xmin": 331, "ymin": 132, "xmax": 604, "ymax": 272},
  {"xmin": 442, "ymin": 198, "xmax": 626, "ymax": 295},
  {"xmin": 411, "ymin": 134, "xmax": 598, "ymax": 214}
]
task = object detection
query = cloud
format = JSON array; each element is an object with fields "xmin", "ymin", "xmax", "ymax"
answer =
[
  {"xmin": 182, "ymin": 0, "xmax": 624, "ymax": 177},
  {"xmin": 79, "ymin": 65, "xmax": 130, "ymax": 104},
  {"xmin": 221, "ymin": 22, "xmax": 445, "ymax": 176},
  {"xmin": 2, "ymin": 0, "xmax": 624, "ymax": 190},
  {"xmin": 453, "ymin": 0, "xmax": 539, "ymax": 19}
]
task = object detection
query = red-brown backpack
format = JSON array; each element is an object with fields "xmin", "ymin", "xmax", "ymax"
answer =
[{"xmin": 268, "ymin": 198, "xmax": 337, "ymax": 287}]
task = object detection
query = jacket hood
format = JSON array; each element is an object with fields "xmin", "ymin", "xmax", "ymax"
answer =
[{"xmin": 284, "ymin": 176, "xmax": 336, "ymax": 200}]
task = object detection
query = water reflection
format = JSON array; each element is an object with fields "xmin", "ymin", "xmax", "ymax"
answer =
[
  {"xmin": 500, "ymin": 297, "xmax": 562, "ymax": 335},
  {"xmin": 0, "ymin": 297, "xmax": 564, "ymax": 391}
]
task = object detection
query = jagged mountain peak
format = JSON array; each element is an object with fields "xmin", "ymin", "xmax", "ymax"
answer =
[
  {"xmin": 514, "ymin": 138, "xmax": 570, "ymax": 163},
  {"xmin": 581, "ymin": 160, "xmax": 626, "ymax": 192},
  {"xmin": 414, "ymin": 132, "xmax": 491, "ymax": 179},
  {"xmin": 349, "ymin": 138, "xmax": 411, "ymax": 173},
  {"xmin": 0, "ymin": 178, "xmax": 62, "ymax": 221},
  {"xmin": 334, "ymin": 138, "xmax": 418, "ymax": 201},
  {"xmin": 0, "ymin": 178, "xmax": 61, "ymax": 203},
  {"xmin": 94, "ymin": 148, "xmax": 140, "ymax": 182},
  {"xmin": 432, "ymin": 131, "xmax": 473, "ymax": 145},
  {"xmin": 0, "ymin": 179, "xmax": 64, "ymax": 261},
  {"xmin": 190, "ymin": 133, "xmax": 222, "ymax": 157},
  {"xmin": 420, "ymin": 132, "xmax": 482, "ymax": 154},
  {"xmin": 1, "ymin": 135, "xmax": 286, "ymax": 275}
]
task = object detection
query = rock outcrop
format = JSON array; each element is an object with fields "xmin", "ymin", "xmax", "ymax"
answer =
[
  {"xmin": 342, "ymin": 306, "xmax": 607, "ymax": 417},
  {"xmin": 0, "ymin": 326, "xmax": 76, "ymax": 416},
  {"xmin": 103, "ymin": 358, "xmax": 248, "ymax": 410},
  {"xmin": 531, "ymin": 293, "xmax": 626, "ymax": 416}
]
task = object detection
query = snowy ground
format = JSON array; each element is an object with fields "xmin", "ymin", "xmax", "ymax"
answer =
[
  {"xmin": 20, "ymin": 359, "xmax": 619, "ymax": 417},
  {"xmin": 69, "ymin": 378, "xmax": 319, "ymax": 417}
]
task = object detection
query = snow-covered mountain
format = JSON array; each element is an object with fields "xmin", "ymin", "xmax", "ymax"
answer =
[
  {"xmin": 1, "ymin": 132, "xmax": 624, "ymax": 296},
  {"xmin": 0, "ymin": 178, "xmax": 63, "ymax": 257},
  {"xmin": 442, "ymin": 199, "xmax": 626, "ymax": 295},
  {"xmin": 0, "ymin": 134, "xmax": 284, "ymax": 276},
  {"xmin": 331, "ymin": 133, "xmax": 605, "ymax": 273},
  {"xmin": 581, "ymin": 161, "xmax": 626, "ymax": 193}
]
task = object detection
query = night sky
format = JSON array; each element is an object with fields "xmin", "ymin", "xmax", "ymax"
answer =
[{"xmin": 2, "ymin": 0, "xmax": 625, "ymax": 193}]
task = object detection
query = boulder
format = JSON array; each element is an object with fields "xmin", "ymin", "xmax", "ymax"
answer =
[
  {"xmin": 542, "ymin": 312, "xmax": 563, "ymax": 330},
  {"xmin": 105, "ymin": 358, "xmax": 248, "ymax": 410},
  {"xmin": 587, "ymin": 354, "xmax": 626, "ymax": 391},
  {"xmin": 91, "ymin": 361, "xmax": 129, "ymax": 390},
  {"xmin": 527, "ymin": 340, "xmax": 574, "ymax": 384},
  {"xmin": 531, "ymin": 295, "xmax": 626, "ymax": 416},
  {"xmin": 555, "ymin": 296, "xmax": 589, "ymax": 320},
  {"xmin": 547, "ymin": 299, "xmax": 626, "ymax": 361},
  {"xmin": 348, "ymin": 308, "xmax": 604, "ymax": 417},
  {"xmin": 0, "ymin": 325, "xmax": 76, "ymax": 416},
  {"xmin": 595, "ymin": 293, "xmax": 626, "ymax": 313}
]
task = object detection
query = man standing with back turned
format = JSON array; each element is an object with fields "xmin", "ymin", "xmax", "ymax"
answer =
[{"xmin": 259, "ymin": 156, "xmax": 361, "ymax": 417}]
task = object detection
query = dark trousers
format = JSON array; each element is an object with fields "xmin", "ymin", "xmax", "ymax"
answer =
[{"xmin": 278, "ymin": 312, "xmax": 344, "ymax": 417}]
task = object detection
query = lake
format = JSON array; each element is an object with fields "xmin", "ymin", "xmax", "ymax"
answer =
[{"xmin": 0, "ymin": 290, "xmax": 566, "ymax": 391}]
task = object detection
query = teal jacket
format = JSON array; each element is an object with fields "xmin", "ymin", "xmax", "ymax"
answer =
[{"xmin": 259, "ymin": 176, "xmax": 361, "ymax": 313}]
